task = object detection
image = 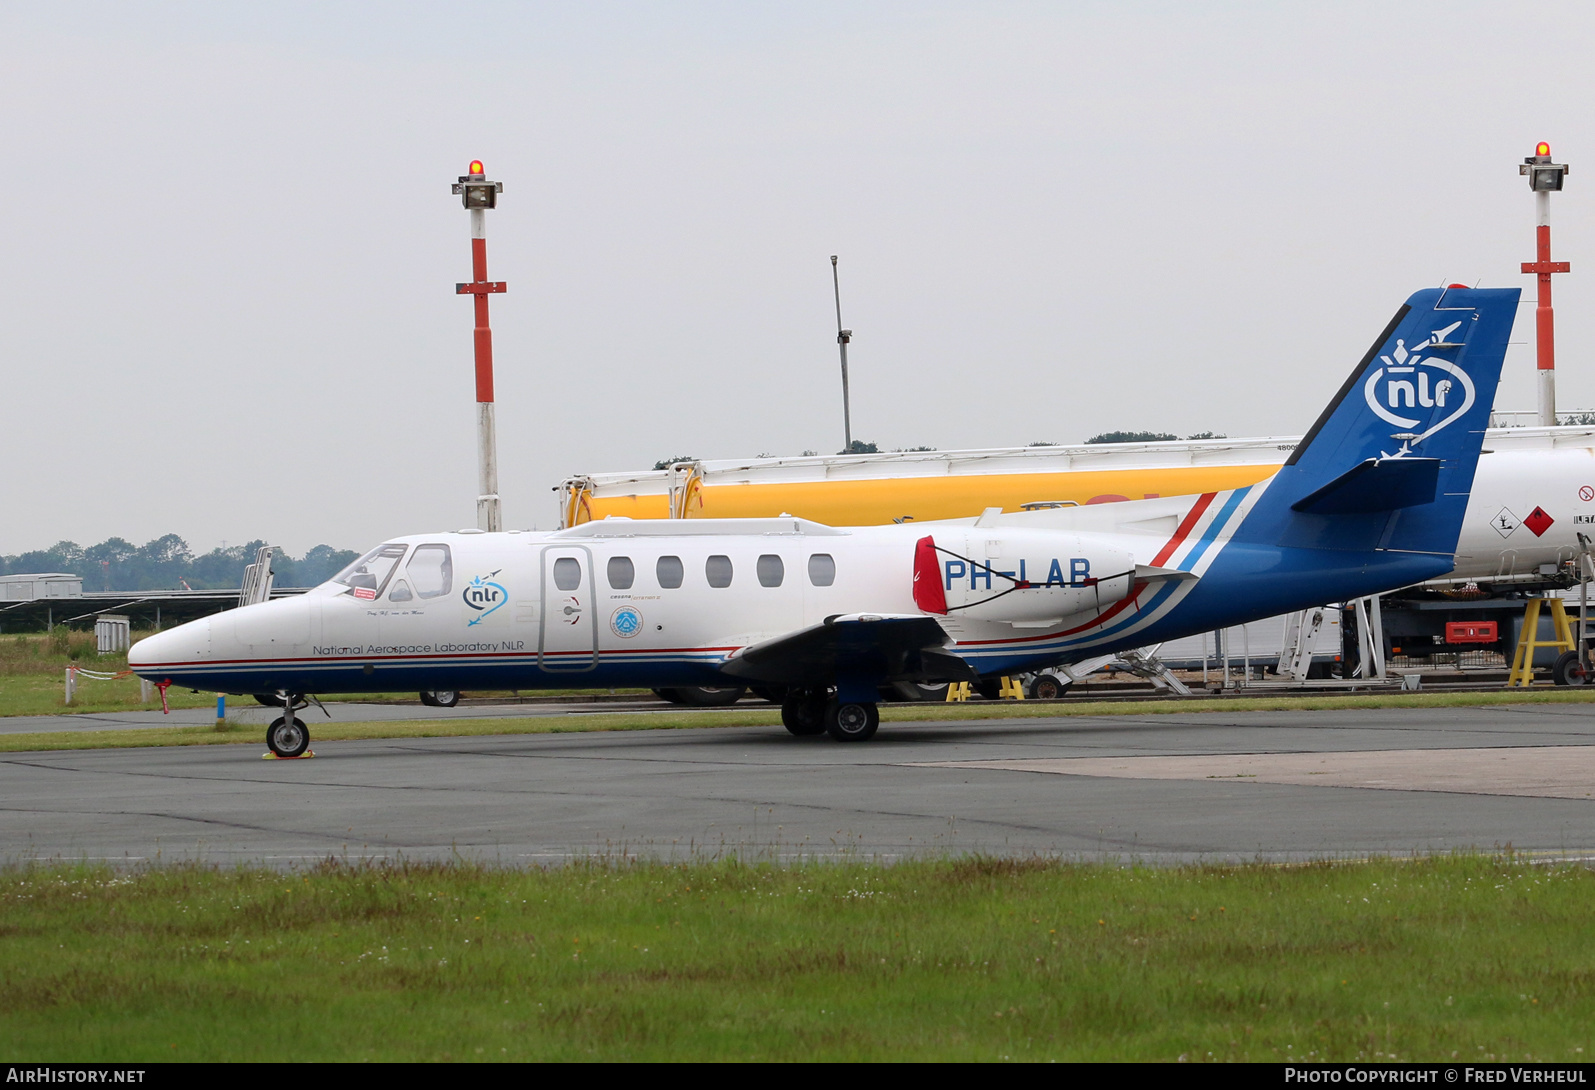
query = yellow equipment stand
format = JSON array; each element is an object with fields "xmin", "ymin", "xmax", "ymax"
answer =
[
  {"xmin": 1507, "ymin": 596, "xmax": 1576, "ymax": 687},
  {"xmin": 945, "ymin": 678, "xmax": 1025, "ymax": 701}
]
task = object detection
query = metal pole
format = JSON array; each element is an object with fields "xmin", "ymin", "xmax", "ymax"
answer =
[
  {"xmin": 1536, "ymin": 189, "xmax": 1557, "ymax": 427},
  {"xmin": 471, "ymin": 207, "xmax": 502, "ymax": 532},
  {"xmin": 831, "ymin": 256, "xmax": 852, "ymax": 452}
]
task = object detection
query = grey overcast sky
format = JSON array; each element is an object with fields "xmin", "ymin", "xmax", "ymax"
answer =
[{"xmin": 2, "ymin": 1, "xmax": 1592, "ymax": 555}]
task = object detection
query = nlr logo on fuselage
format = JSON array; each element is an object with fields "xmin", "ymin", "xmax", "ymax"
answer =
[
  {"xmin": 463, "ymin": 573, "xmax": 508, "ymax": 626},
  {"xmin": 1361, "ymin": 322, "xmax": 1475, "ymax": 447},
  {"xmin": 464, "ymin": 583, "xmax": 500, "ymax": 608}
]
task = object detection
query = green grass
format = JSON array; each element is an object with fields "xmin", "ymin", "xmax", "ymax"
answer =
[
  {"xmin": 0, "ymin": 630, "xmax": 214, "ymax": 715},
  {"xmin": 0, "ymin": 631, "xmax": 648, "ymax": 717},
  {"xmin": 0, "ymin": 855, "xmax": 1590, "ymax": 1061},
  {"xmin": 5, "ymin": 687, "xmax": 1595, "ymax": 754}
]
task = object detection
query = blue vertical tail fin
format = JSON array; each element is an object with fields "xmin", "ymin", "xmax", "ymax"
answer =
[{"xmin": 1234, "ymin": 285, "xmax": 1520, "ymax": 555}]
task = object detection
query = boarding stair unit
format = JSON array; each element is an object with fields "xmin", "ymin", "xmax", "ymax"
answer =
[{"xmin": 237, "ymin": 546, "xmax": 278, "ymax": 608}]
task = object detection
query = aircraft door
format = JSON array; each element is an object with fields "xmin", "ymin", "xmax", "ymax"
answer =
[{"xmin": 539, "ymin": 546, "xmax": 598, "ymax": 672}]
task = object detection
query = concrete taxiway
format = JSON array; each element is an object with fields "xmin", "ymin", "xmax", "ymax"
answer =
[{"xmin": 1, "ymin": 703, "xmax": 1592, "ymax": 866}]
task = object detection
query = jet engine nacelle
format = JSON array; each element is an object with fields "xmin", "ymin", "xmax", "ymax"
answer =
[{"xmin": 911, "ymin": 529, "xmax": 1135, "ymax": 627}]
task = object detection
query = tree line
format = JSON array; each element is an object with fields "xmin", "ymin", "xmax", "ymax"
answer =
[{"xmin": 0, "ymin": 536, "xmax": 359, "ymax": 592}]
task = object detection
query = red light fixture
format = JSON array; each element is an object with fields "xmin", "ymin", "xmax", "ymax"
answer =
[{"xmin": 1536, "ymin": 142, "xmax": 1551, "ymax": 158}]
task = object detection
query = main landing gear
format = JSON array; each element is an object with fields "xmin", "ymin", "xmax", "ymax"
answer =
[
  {"xmin": 780, "ymin": 688, "xmax": 880, "ymax": 742},
  {"xmin": 265, "ymin": 690, "xmax": 319, "ymax": 758}
]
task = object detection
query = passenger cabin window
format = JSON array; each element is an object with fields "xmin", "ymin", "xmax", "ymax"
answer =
[
  {"xmin": 757, "ymin": 554, "xmax": 784, "ymax": 587},
  {"xmin": 552, "ymin": 556, "xmax": 582, "ymax": 591},
  {"xmin": 808, "ymin": 553, "xmax": 836, "ymax": 587},
  {"xmin": 388, "ymin": 580, "xmax": 413, "ymax": 602},
  {"xmin": 607, "ymin": 556, "xmax": 635, "ymax": 590},
  {"xmin": 657, "ymin": 555, "xmax": 684, "ymax": 589},
  {"xmin": 406, "ymin": 544, "xmax": 453, "ymax": 599},
  {"xmin": 334, "ymin": 543, "xmax": 408, "ymax": 599},
  {"xmin": 706, "ymin": 555, "xmax": 733, "ymax": 588}
]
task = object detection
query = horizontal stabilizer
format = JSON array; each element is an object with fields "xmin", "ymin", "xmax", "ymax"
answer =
[
  {"xmin": 720, "ymin": 614, "xmax": 968, "ymax": 685},
  {"xmin": 1289, "ymin": 457, "xmax": 1440, "ymax": 515},
  {"xmin": 1133, "ymin": 564, "xmax": 1198, "ymax": 584}
]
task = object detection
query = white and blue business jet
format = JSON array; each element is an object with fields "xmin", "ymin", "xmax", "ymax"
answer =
[{"xmin": 131, "ymin": 286, "xmax": 1519, "ymax": 753}]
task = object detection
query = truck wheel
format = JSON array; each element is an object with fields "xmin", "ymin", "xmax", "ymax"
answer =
[
  {"xmin": 1552, "ymin": 651, "xmax": 1588, "ymax": 686},
  {"xmin": 1027, "ymin": 674, "xmax": 1071, "ymax": 700}
]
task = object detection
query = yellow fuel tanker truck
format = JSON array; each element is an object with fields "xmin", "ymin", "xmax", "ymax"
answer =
[{"xmin": 557, "ymin": 437, "xmax": 1292, "ymax": 528}]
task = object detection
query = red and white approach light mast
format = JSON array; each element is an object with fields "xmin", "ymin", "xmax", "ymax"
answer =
[
  {"xmin": 452, "ymin": 160, "xmax": 507, "ymax": 531},
  {"xmin": 1520, "ymin": 142, "xmax": 1570, "ymax": 427}
]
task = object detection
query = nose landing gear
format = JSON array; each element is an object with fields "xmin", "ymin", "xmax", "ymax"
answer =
[{"xmin": 265, "ymin": 691, "xmax": 316, "ymax": 758}]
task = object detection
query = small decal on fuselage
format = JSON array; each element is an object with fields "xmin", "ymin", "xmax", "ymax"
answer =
[{"xmin": 610, "ymin": 606, "xmax": 643, "ymax": 638}]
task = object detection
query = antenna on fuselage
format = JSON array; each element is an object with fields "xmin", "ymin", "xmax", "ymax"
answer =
[{"xmin": 831, "ymin": 255, "xmax": 853, "ymax": 453}]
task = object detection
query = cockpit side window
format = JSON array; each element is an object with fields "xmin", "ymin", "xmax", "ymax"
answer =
[
  {"xmin": 407, "ymin": 544, "xmax": 453, "ymax": 599},
  {"xmin": 334, "ymin": 544, "xmax": 408, "ymax": 600}
]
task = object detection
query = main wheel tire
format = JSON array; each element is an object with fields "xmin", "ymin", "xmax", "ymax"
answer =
[
  {"xmin": 653, "ymin": 688, "xmax": 685, "ymax": 704},
  {"xmin": 266, "ymin": 716, "xmax": 310, "ymax": 759},
  {"xmin": 420, "ymin": 690, "xmax": 460, "ymax": 708},
  {"xmin": 1026, "ymin": 674, "xmax": 1071, "ymax": 700},
  {"xmin": 781, "ymin": 693, "xmax": 827, "ymax": 736},
  {"xmin": 1552, "ymin": 650, "xmax": 1588, "ymax": 687},
  {"xmin": 824, "ymin": 700, "xmax": 879, "ymax": 742},
  {"xmin": 666, "ymin": 685, "xmax": 747, "ymax": 707},
  {"xmin": 887, "ymin": 680, "xmax": 951, "ymax": 702},
  {"xmin": 254, "ymin": 693, "xmax": 287, "ymax": 708},
  {"xmin": 974, "ymin": 679, "xmax": 1003, "ymax": 701}
]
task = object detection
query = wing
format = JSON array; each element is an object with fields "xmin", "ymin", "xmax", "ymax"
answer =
[{"xmin": 719, "ymin": 613, "xmax": 978, "ymax": 687}]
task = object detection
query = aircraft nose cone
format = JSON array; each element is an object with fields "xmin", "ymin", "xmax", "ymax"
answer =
[
  {"xmin": 126, "ymin": 630, "xmax": 168, "ymax": 674},
  {"xmin": 127, "ymin": 618, "xmax": 208, "ymax": 676}
]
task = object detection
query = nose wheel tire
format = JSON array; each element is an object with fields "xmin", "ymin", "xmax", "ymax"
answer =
[
  {"xmin": 824, "ymin": 700, "xmax": 879, "ymax": 742},
  {"xmin": 266, "ymin": 716, "xmax": 310, "ymax": 759}
]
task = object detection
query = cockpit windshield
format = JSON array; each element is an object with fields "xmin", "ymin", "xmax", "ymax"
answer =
[{"xmin": 333, "ymin": 543, "xmax": 408, "ymax": 599}]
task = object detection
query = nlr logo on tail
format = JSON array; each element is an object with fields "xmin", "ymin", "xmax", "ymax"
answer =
[{"xmin": 1363, "ymin": 319, "xmax": 1476, "ymax": 452}]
